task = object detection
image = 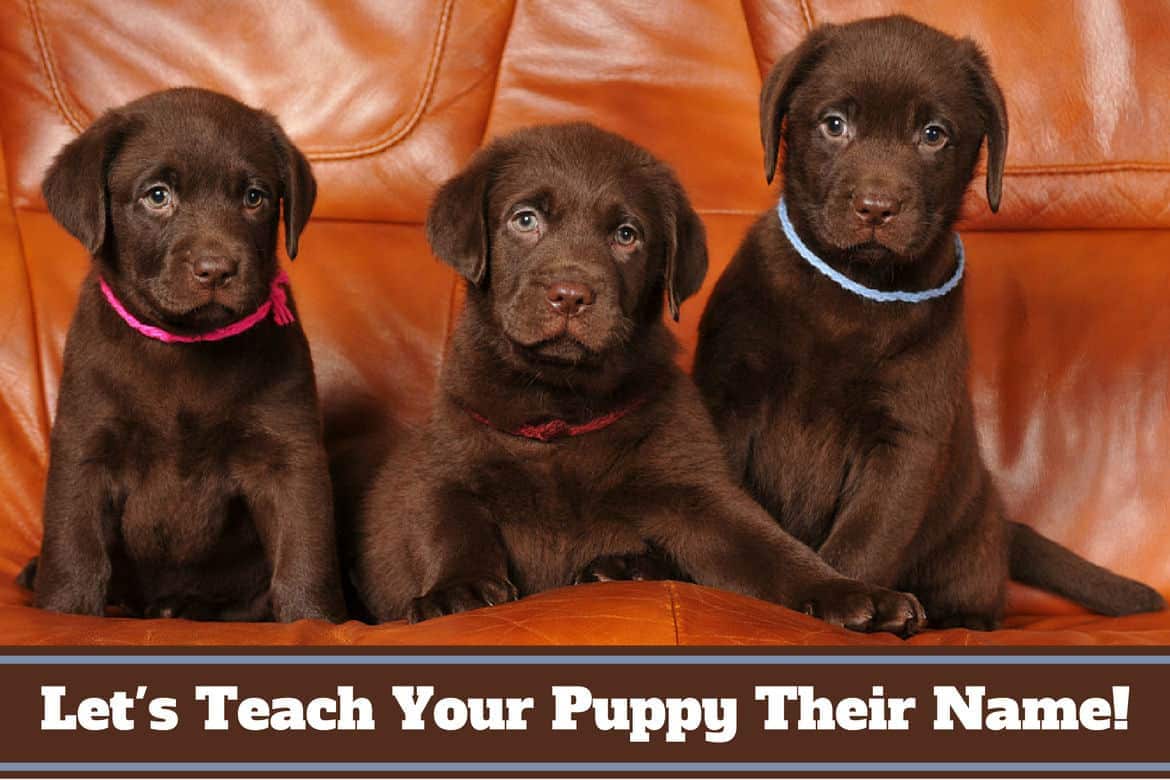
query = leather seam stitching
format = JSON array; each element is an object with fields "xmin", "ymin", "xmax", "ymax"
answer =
[
  {"xmin": 303, "ymin": 0, "xmax": 455, "ymax": 160},
  {"xmin": 28, "ymin": 0, "xmax": 87, "ymax": 133},
  {"xmin": 997, "ymin": 163, "xmax": 1170, "ymax": 176},
  {"xmin": 798, "ymin": 0, "xmax": 816, "ymax": 30},
  {"xmin": 0, "ymin": 124, "xmax": 52, "ymax": 458},
  {"xmin": 737, "ymin": 0, "xmax": 762, "ymax": 78},
  {"xmin": 476, "ymin": 0, "xmax": 520, "ymax": 148},
  {"xmin": 666, "ymin": 580, "xmax": 682, "ymax": 646},
  {"xmin": 27, "ymin": 0, "xmax": 455, "ymax": 162}
]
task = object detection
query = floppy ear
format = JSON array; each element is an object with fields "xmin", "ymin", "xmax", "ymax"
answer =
[
  {"xmin": 760, "ymin": 24, "xmax": 837, "ymax": 184},
  {"xmin": 42, "ymin": 110, "xmax": 131, "ymax": 256},
  {"xmin": 271, "ymin": 122, "xmax": 316, "ymax": 260},
  {"xmin": 663, "ymin": 182, "xmax": 708, "ymax": 322},
  {"xmin": 962, "ymin": 41, "xmax": 1009, "ymax": 213},
  {"xmin": 425, "ymin": 148, "xmax": 496, "ymax": 287}
]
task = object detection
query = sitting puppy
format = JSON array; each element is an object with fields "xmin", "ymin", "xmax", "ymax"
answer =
[
  {"xmin": 352, "ymin": 122, "xmax": 924, "ymax": 635},
  {"xmin": 693, "ymin": 16, "xmax": 1165, "ymax": 629},
  {"xmin": 23, "ymin": 87, "xmax": 343, "ymax": 621}
]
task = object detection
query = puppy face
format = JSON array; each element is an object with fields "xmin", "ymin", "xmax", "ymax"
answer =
[
  {"xmin": 427, "ymin": 123, "xmax": 706, "ymax": 382},
  {"xmin": 761, "ymin": 16, "xmax": 1007, "ymax": 263},
  {"xmin": 43, "ymin": 87, "xmax": 315, "ymax": 331}
]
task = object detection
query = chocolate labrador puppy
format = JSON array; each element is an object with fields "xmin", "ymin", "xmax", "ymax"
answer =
[
  {"xmin": 353, "ymin": 122, "xmax": 924, "ymax": 635},
  {"xmin": 22, "ymin": 87, "xmax": 344, "ymax": 621},
  {"xmin": 693, "ymin": 16, "xmax": 1165, "ymax": 628}
]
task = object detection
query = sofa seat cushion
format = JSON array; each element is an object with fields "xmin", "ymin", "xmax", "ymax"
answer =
[{"xmin": 2, "ymin": 580, "xmax": 1169, "ymax": 646}]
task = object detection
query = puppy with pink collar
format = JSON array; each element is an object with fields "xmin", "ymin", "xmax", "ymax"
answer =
[{"xmin": 22, "ymin": 87, "xmax": 343, "ymax": 622}]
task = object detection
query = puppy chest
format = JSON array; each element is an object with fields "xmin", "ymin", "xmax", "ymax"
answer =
[
  {"xmin": 119, "ymin": 473, "xmax": 245, "ymax": 564},
  {"xmin": 754, "ymin": 399, "xmax": 890, "ymax": 545},
  {"xmin": 475, "ymin": 458, "xmax": 646, "ymax": 591},
  {"xmin": 91, "ymin": 409, "xmax": 274, "ymax": 562},
  {"xmin": 90, "ymin": 405, "xmax": 281, "ymax": 483},
  {"xmin": 117, "ymin": 490, "xmax": 269, "ymax": 617},
  {"xmin": 470, "ymin": 454, "xmax": 613, "ymax": 520}
]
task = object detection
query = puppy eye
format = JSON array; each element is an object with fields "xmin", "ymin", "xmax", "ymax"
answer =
[
  {"xmin": 142, "ymin": 185, "xmax": 172, "ymax": 210},
  {"xmin": 820, "ymin": 114, "xmax": 849, "ymax": 139},
  {"xmin": 921, "ymin": 123, "xmax": 949, "ymax": 149},
  {"xmin": 613, "ymin": 224, "xmax": 640, "ymax": 247},
  {"xmin": 510, "ymin": 209, "xmax": 540, "ymax": 233},
  {"xmin": 244, "ymin": 187, "xmax": 267, "ymax": 209}
]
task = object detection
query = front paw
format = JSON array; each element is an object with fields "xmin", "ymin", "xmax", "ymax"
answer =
[
  {"xmin": 408, "ymin": 577, "xmax": 519, "ymax": 624},
  {"xmin": 799, "ymin": 579, "xmax": 925, "ymax": 637},
  {"xmin": 574, "ymin": 551, "xmax": 677, "ymax": 584},
  {"xmin": 35, "ymin": 586, "xmax": 107, "ymax": 617}
]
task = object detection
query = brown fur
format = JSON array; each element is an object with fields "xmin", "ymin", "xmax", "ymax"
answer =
[
  {"xmin": 693, "ymin": 16, "xmax": 1165, "ymax": 629},
  {"xmin": 351, "ymin": 123, "xmax": 924, "ymax": 635},
  {"xmin": 22, "ymin": 87, "xmax": 344, "ymax": 622}
]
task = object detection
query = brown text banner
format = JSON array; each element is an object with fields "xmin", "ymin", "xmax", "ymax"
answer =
[{"xmin": 0, "ymin": 650, "xmax": 1167, "ymax": 776}]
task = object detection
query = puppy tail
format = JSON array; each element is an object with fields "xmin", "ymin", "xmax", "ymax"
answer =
[
  {"xmin": 15, "ymin": 557, "xmax": 37, "ymax": 590},
  {"xmin": 1009, "ymin": 521, "xmax": 1166, "ymax": 616}
]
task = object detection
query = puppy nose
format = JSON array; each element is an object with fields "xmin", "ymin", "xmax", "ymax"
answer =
[
  {"xmin": 852, "ymin": 192, "xmax": 902, "ymax": 226},
  {"xmin": 192, "ymin": 256, "xmax": 238, "ymax": 288},
  {"xmin": 546, "ymin": 282, "xmax": 596, "ymax": 317}
]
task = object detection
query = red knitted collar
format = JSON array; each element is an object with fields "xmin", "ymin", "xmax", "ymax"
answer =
[{"xmin": 465, "ymin": 398, "xmax": 646, "ymax": 443}]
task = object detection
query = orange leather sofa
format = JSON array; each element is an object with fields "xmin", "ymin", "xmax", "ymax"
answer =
[{"xmin": 1, "ymin": 1, "xmax": 1167, "ymax": 646}]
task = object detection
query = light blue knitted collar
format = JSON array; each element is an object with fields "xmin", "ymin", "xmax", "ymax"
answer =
[{"xmin": 776, "ymin": 198, "xmax": 964, "ymax": 304}]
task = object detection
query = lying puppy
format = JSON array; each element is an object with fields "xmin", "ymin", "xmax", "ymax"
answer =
[
  {"xmin": 353, "ymin": 123, "xmax": 924, "ymax": 635},
  {"xmin": 23, "ymin": 87, "xmax": 343, "ymax": 621},
  {"xmin": 693, "ymin": 16, "xmax": 1165, "ymax": 629}
]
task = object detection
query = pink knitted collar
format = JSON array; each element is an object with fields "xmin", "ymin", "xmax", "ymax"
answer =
[{"xmin": 98, "ymin": 270, "xmax": 296, "ymax": 344}]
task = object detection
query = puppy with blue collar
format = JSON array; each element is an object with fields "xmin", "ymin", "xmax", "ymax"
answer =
[{"xmin": 693, "ymin": 15, "xmax": 1164, "ymax": 629}]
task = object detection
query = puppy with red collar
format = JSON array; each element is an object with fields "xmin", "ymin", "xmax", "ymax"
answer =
[{"xmin": 351, "ymin": 122, "xmax": 924, "ymax": 635}]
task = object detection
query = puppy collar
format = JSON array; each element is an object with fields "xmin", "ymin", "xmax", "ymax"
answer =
[
  {"xmin": 98, "ymin": 269, "xmax": 296, "ymax": 344},
  {"xmin": 776, "ymin": 198, "xmax": 964, "ymax": 303},
  {"xmin": 464, "ymin": 398, "xmax": 646, "ymax": 443}
]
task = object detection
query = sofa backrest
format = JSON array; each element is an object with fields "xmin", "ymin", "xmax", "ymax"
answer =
[{"xmin": 3, "ymin": 1, "xmax": 1168, "ymax": 230}]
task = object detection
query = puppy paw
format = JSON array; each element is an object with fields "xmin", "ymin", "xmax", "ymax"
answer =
[
  {"xmin": 35, "ymin": 589, "xmax": 107, "ymax": 617},
  {"xmin": 143, "ymin": 600, "xmax": 186, "ymax": 620},
  {"xmin": 408, "ymin": 577, "xmax": 519, "ymax": 624},
  {"xmin": 574, "ymin": 551, "xmax": 676, "ymax": 584},
  {"xmin": 799, "ymin": 579, "xmax": 925, "ymax": 637}
]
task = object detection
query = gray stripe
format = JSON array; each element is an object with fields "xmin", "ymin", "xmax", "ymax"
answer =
[{"xmin": 1, "ymin": 762, "xmax": 1169, "ymax": 772}]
